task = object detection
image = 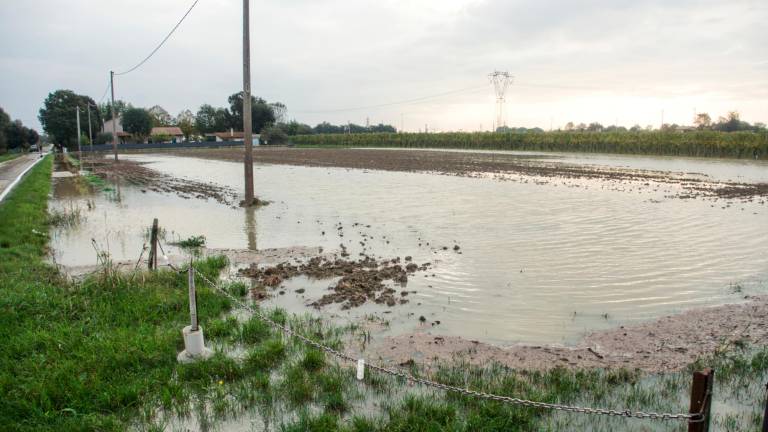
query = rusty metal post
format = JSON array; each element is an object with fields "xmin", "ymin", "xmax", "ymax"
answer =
[
  {"xmin": 149, "ymin": 218, "xmax": 158, "ymax": 270},
  {"xmin": 688, "ymin": 368, "xmax": 714, "ymax": 432}
]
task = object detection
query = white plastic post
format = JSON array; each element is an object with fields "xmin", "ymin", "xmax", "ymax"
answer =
[
  {"xmin": 177, "ymin": 266, "xmax": 212, "ymax": 363},
  {"xmin": 356, "ymin": 359, "xmax": 365, "ymax": 380}
]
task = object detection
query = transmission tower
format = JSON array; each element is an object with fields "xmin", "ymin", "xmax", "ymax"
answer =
[{"xmin": 488, "ymin": 70, "xmax": 514, "ymax": 131}]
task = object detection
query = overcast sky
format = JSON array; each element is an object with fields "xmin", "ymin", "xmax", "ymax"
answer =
[{"xmin": 1, "ymin": 0, "xmax": 766, "ymax": 132}]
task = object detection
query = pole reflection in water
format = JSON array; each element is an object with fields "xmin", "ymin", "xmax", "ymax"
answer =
[{"xmin": 244, "ymin": 205, "xmax": 257, "ymax": 251}]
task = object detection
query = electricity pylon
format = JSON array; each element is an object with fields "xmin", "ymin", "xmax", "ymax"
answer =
[{"xmin": 489, "ymin": 71, "xmax": 513, "ymax": 131}]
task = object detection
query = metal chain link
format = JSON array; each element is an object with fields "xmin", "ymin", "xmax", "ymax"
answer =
[{"xmin": 191, "ymin": 266, "xmax": 704, "ymax": 423}]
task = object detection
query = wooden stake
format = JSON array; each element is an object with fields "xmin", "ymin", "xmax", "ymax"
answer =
[
  {"xmin": 762, "ymin": 381, "xmax": 768, "ymax": 432},
  {"xmin": 149, "ymin": 218, "xmax": 158, "ymax": 270},
  {"xmin": 688, "ymin": 368, "xmax": 714, "ymax": 432}
]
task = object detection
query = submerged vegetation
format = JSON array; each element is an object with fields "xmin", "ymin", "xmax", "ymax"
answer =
[{"xmin": 291, "ymin": 130, "xmax": 768, "ymax": 159}]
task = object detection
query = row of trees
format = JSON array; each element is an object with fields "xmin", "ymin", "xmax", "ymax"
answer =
[
  {"xmin": 0, "ymin": 107, "xmax": 39, "ymax": 154},
  {"xmin": 38, "ymin": 88, "xmax": 401, "ymax": 149},
  {"xmin": 555, "ymin": 111, "xmax": 766, "ymax": 134}
]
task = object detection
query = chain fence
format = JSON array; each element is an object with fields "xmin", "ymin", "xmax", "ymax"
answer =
[{"xmin": 184, "ymin": 263, "xmax": 706, "ymax": 424}]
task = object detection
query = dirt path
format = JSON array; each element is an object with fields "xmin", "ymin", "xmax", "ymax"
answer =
[
  {"xmin": 365, "ymin": 295, "xmax": 768, "ymax": 372},
  {"xmin": 153, "ymin": 147, "xmax": 768, "ymax": 202}
]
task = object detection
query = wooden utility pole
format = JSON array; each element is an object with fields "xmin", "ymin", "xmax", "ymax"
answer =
[
  {"xmin": 688, "ymin": 368, "xmax": 714, "ymax": 432},
  {"xmin": 242, "ymin": 0, "xmax": 254, "ymax": 205},
  {"xmin": 87, "ymin": 104, "xmax": 93, "ymax": 155},
  {"xmin": 110, "ymin": 71, "xmax": 119, "ymax": 162},
  {"xmin": 76, "ymin": 106, "xmax": 82, "ymax": 165}
]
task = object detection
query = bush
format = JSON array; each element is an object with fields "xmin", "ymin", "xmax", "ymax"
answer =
[
  {"xmin": 94, "ymin": 132, "xmax": 113, "ymax": 145},
  {"xmin": 260, "ymin": 125, "xmax": 288, "ymax": 145}
]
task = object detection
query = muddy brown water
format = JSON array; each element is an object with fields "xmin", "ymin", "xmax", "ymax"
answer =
[{"xmin": 49, "ymin": 150, "xmax": 768, "ymax": 345}]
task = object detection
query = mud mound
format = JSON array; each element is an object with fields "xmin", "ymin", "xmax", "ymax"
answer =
[{"xmin": 239, "ymin": 255, "xmax": 430, "ymax": 310}]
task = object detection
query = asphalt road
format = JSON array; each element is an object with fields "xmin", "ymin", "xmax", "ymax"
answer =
[{"xmin": 0, "ymin": 152, "xmax": 46, "ymax": 202}]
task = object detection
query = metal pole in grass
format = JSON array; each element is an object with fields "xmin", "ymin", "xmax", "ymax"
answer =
[
  {"xmin": 188, "ymin": 263, "xmax": 198, "ymax": 332},
  {"xmin": 688, "ymin": 368, "xmax": 714, "ymax": 432}
]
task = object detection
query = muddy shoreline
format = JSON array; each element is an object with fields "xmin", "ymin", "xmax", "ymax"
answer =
[
  {"xmin": 365, "ymin": 294, "xmax": 768, "ymax": 373},
  {"xmin": 151, "ymin": 147, "xmax": 768, "ymax": 202}
]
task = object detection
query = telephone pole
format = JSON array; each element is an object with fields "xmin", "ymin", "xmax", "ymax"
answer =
[
  {"xmin": 87, "ymin": 104, "xmax": 93, "ymax": 154},
  {"xmin": 76, "ymin": 107, "xmax": 82, "ymax": 165},
  {"xmin": 110, "ymin": 71, "xmax": 118, "ymax": 162},
  {"xmin": 242, "ymin": 0, "xmax": 255, "ymax": 205}
]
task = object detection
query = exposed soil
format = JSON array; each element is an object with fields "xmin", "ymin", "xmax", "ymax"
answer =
[
  {"xmin": 367, "ymin": 295, "xmax": 768, "ymax": 373},
  {"xmin": 84, "ymin": 157, "xmax": 240, "ymax": 205},
  {"xmin": 154, "ymin": 147, "xmax": 768, "ymax": 202},
  {"xmin": 239, "ymin": 254, "xmax": 430, "ymax": 310}
]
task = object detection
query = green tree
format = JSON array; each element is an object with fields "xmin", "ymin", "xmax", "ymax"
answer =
[
  {"xmin": 94, "ymin": 132, "xmax": 113, "ymax": 145},
  {"xmin": 122, "ymin": 107, "xmax": 153, "ymax": 141},
  {"xmin": 260, "ymin": 125, "xmax": 288, "ymax": 144},
  {"xmin": 226, "ymin": 92, "xmax": 276, "ymax": 133},
  {"xmin": 281, "ymin": 120, "xmax": 314, "ymax": 136},
  {"xmin": 694, "ymin": 113, "xmax": 712, "ymax": 129},
  {"xmin": 195, "ymin": 104, "xmax": 228, "ymax": 134},
  {"xmin": 0, "ymin": 107, "xmax": 10, "ymax": 153},
  {"xmin": 176, "ymin": 109, "xmax": 197, "ymax": 140},
  {"xmin": 100, "ymin": 100, "xmax": 130, "ymax": 121},
  {"xmin": 6, "ymin": 120, "xmax": 29, "ymax": 150},
  {"xmin": 38, "ymin": 90, "xmax": 100, "ymax": 150},
  {"xmin": 26, "ymin": 128, "xmax": 40, "ymax": 147},
  {"xmin": 148, "ymin": 105, "xmax": 173, "ymax": 126}
]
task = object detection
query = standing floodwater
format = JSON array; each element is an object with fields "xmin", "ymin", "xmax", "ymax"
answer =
[{"xmin": 50, "ymin": 150, "xmax": 768, "ymax": 345}]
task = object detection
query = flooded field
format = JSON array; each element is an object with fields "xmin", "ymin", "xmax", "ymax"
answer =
[{"xmin": 50, "ymin": 149, "xmax": 768, "ymax": 346}]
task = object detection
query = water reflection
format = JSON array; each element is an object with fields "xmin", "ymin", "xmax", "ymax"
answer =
[{"xmin": 244, "ymin": 205, "xmax": 257, "ymax": 251}]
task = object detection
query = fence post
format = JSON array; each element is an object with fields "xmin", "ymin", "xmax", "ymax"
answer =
[
  {"xmin": 149, "ymin": 218, "xmax": 158, "ymax": 270},
  {"xmin": 688, "ymin": 368, "xmax": 714, "ymax": 432},
  {"xmin": 762, "ymin": 381, "xmax": 768, "ymax": 432}
]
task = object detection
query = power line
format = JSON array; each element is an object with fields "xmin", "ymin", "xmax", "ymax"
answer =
[
  {"xmin": 114, "ymin": 0, "xmax": 201, "ymax": 76},
  {"xmin": 97, "ymin": 80, "xmax": 111, "ymax": 104},
  {"xmin": 292, "ymin": 84, "xmax": 488, "ymax": 114}
]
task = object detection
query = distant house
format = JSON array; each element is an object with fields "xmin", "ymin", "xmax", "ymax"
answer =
[
  {"xmin": 101, "ymin": 116, "xmax": 132, "ymax": 144},
  {"xmin": 150, "ymin": 127, "xmax": 185, "ymax": 143},
  {"xmin": 205, "ymin": 129, "xmax": 260, "ymax": 145}
]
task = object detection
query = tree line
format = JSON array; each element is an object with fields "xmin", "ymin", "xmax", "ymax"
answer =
[
  {"xmin": 38, "ymin": 88, "xmax": 398, "ymax": 149},
  {"xmin": 0, "ymin": 107, "xmax": 39, "ymax": 154},
  {"xmin": 552, "ymin": 111, "xmax": 766, "ymax": 134}
]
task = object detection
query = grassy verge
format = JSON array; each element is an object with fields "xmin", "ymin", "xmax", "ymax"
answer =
[
  {"xmin": 0, "ymin": 151, "xmax": 23, "ymax": 163},
  {"xmin": 0, "ymin": 156, "xmax": 233, "ymax": 430},
  {"xmin": 3, "ymin": 154, "xmax": 765, "ymax": 431}
]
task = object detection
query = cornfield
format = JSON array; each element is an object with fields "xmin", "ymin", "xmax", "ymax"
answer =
[{"xmin": 291, "ymin": 131, "xmax": 768, "ymax": 159}]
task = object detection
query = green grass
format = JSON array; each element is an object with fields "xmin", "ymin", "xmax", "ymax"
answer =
[
  {"xmin": 0, "ymin": 152, "xmax": 22, "ymax": 163},
  {"xmin": 291, "ymin": 130, "xmax": 768, "ymax": 159},
  {"xmin": 0, "ymin": 156, "xmax": 235, "ymax": 430}
]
